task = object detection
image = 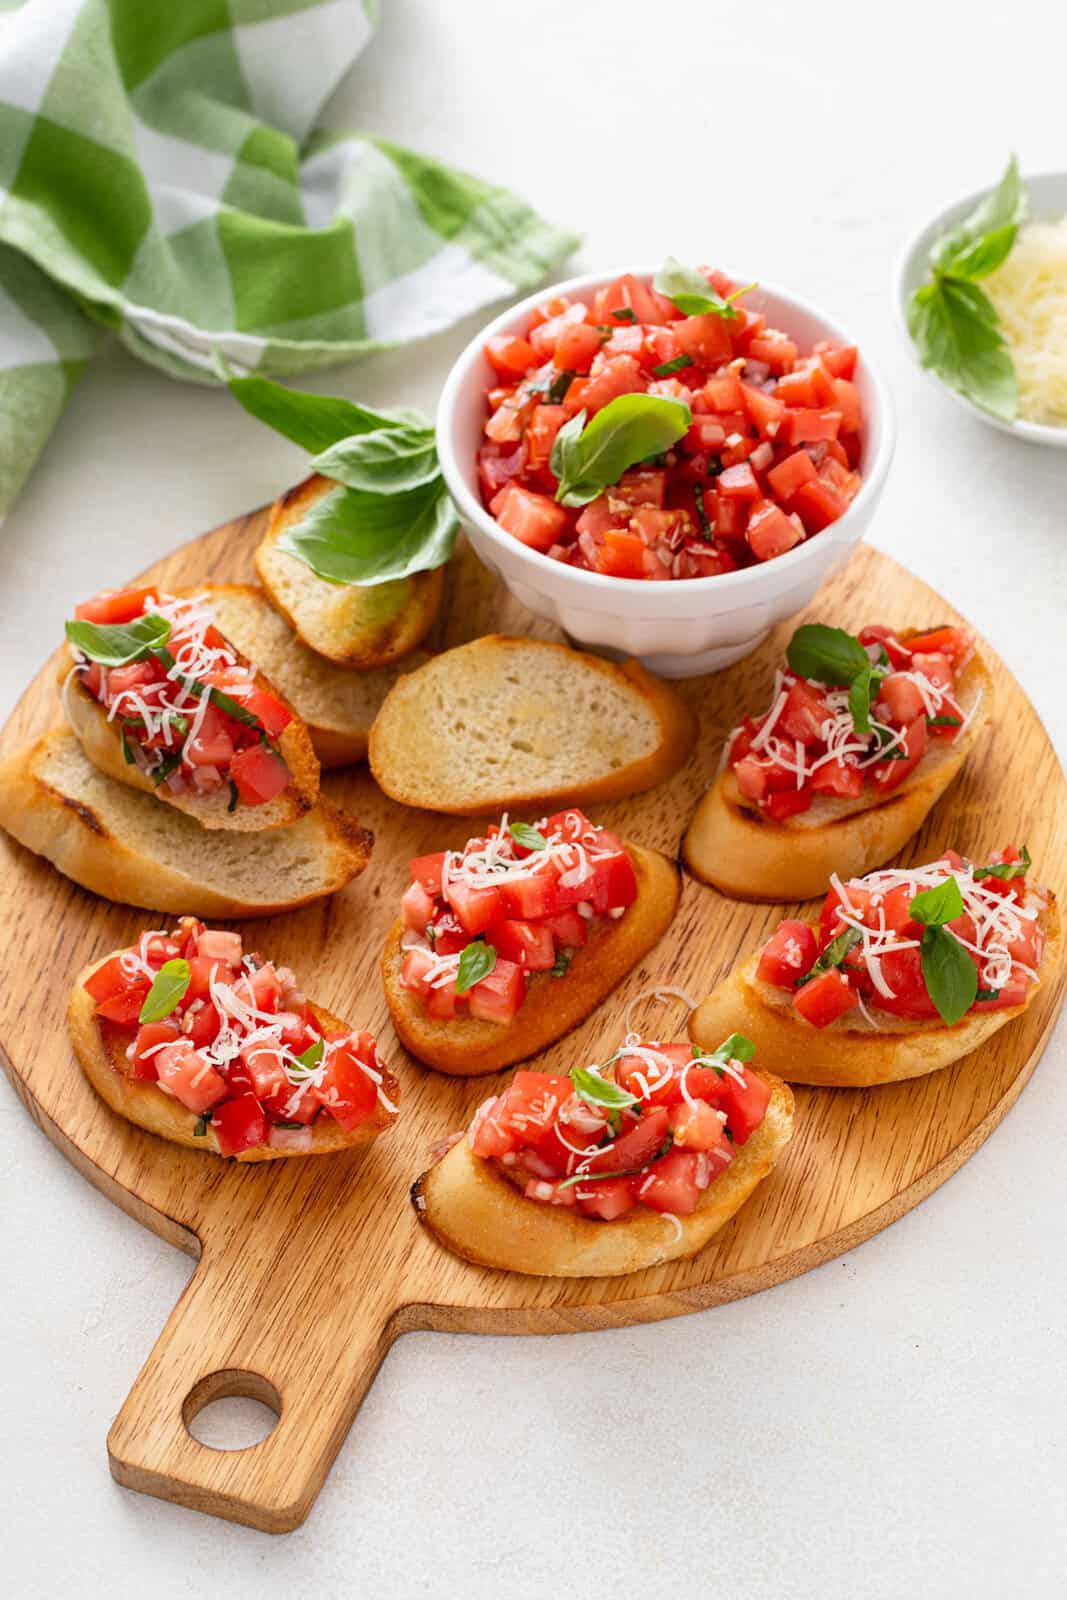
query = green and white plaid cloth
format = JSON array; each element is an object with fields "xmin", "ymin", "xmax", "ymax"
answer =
[{"xmin": 0, "ymin": 0, "xmax": 577, "ymax": 518}]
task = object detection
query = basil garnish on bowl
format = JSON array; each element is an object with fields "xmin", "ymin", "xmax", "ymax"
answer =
[
  {"xmin": 224, "ymin": 368, "xmax": 458, "ymax": 587},
  {"xmin": 550, "ymin": 393, "xmax": 691, "ymax": 507},
  {"xmin": 907, "ymin": 156, "xmax": 1026, "ymax": 421}
]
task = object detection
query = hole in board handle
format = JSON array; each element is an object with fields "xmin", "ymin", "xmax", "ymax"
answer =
[{"xmin": 183, "ymin": 1370, "xmax": 281, "ymax": 1452}]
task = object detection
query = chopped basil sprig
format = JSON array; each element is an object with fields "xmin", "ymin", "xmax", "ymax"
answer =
[
  {"xmin": 909, "ymin": 875, "xmax": 977, "ymax": 1025},
  {"xmin": 907, "ymin": 156, "xmax": 1025, "ymax": 421},
  {"xmin": 550, "ymin": 949, "xmax": 573, "ymax": 978},
  {"xmin": 550, "ymin": 393, "xmax": 691, "ymax": 507},
  {"xmin": 653, "ymin": 257, "xmax": 753, "ymax": 319},
  {"xmin": 974, "ymin": 845, "xmax": 1031, "ymax": 881},
  {"xmin": 786, "ymin": 622, "xmax": 886, "ymax": 737},
  {"xmin": 66, "ymin": 613, "xmax": 171, "ymax": 667},
  {"xmin": 556, "ymin": 1130, "xmax": 674, "ymax": 1190},
  {"xmin": 570, "ymin": 1065, "xmax": 639, "ymax": 1114},
  {"xmin": 139, "ymin": 958, "xmax": 191, "ymax": 1024},
  {"xmin": 224, "ymin": 367, "xmax": 458, "ymax": 586},
  {"xmin": 797, "ymin": 925, "xmax": 862, "ymax": 988},
  {"xmin": 290, "ymin": 1037, "xmax": 325, "ymax": 1076},
  {"xmin": 693, "ymin": 1032, "xmax": 756, "ymax": 1072},
  {"xmin": 509, "ymin": 821, "xmax": 549, "ymax": 851},
  {"xmin": 456, "ymin": 940, "xmax": 496, "ymax": 995}
]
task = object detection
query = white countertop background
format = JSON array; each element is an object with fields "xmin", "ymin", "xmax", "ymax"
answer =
[{"xmin": 2, "ymin": 1, "xmax": 1066, "ymax": 1594}]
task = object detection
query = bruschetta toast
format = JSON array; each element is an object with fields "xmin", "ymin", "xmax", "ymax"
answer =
[
  {"xmin": 684, "ymin": 622, "xmax": 992, "ymax": 901},
  {"xmin": 383, "ymin": 808, "xmax": 680, "ymax": 1074},
  {"xmin": 70, "ymin": 921, "xmax": 397, "ymax": 1161},
  {"xmin": 413, "ymin": 1035, "xmax": 794, "ymax": 1276},
  {"xmin": 258, "ymin": 475, "xmax": 445, "ymax": 669},
  {"xmin": 369, "ymin": 636, "xmax": 698, "ymax": 815},
  {"xmin": 61, "ymin": 585, "xmax": 320, "ymax": 830},
  {"xmin": 0, "ymin": 728, "xmax": 372, "ymax": 918},
  {"xmin": 690, "ymin": 846, "xmax": 1057, "ymax": 1087},
  {"xmin": 202, "ymin": 582, "xmax": 431, "ymax": 769}
]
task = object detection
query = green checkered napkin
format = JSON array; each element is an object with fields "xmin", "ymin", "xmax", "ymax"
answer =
[{"xmin": 0, "ymin": 0, "xmax": 577, "ymax": 518}]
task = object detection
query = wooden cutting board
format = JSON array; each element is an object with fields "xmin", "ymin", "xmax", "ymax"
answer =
[{"xmin": 1, "ymin": 515, "xmax": 1064, "ymax": 1535}]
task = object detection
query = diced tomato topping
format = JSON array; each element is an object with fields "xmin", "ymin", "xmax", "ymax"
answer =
[
  {"xmin": 402, "ymin": 879, "xmax": 437, "ymax": 933},
  {"xmin": 638, "ymin": 1149, "xmax": 704, "ymax": 1215},
  {"xmin": 74, "ymin": 587, "xmax": 158, "ymax": 625},
  {"xmin": 229, "ymin": 744, "xmax": 290, "ymax": 806},
  {"xmin": 490, "ymin": 920, "xmax": 556, "ymax": 972},
  {"xmin": 758, "ymin": 920, "xmax": 818, "ymax": 988},
  {"xmin": 793, "ymin": 969, "xmax": 858, "ymax": 1028},
  {"xmin": 240, "ymin": 689, "xmax": 292, "ymax": 739},
  {"xmin": 319, "ymin": 1040, "xmax": 379, "ymax": 1131},
  {"xmin": 467, "ymin": 960, "xmax": 525, "ymax": 1024},
  {"xmin": 155, "ymin": 1041, "xmax": 229, "ymax": 1114},
  {"xmin": 129, "ymin": 1020, "xmax": 181, "ymax": 1080},
  {"xmin": 870, "ymin": 715, "xmax": 928, "ymax": 791},
  {"xmin": 212, "ymin": 1093, "xmax": 269, "ymax": 1158},
  {"xmin": 490, "ymin": 482, "xmax": 568, "ymax": 552}
]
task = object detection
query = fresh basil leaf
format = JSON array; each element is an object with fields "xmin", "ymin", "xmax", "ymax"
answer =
[
  {"xmin": 930, "ymin": 156, "xmax": 1025, "ymax": 277},
  {"xmin": 974, "ymin": 846, "xmax": 1031, "ymax": 881},
  {"xmin": 910, "ymin": 877, "xmax": 964, "ymax": 927},
  {"xmin": 66, "ymin": 614, "xmax": 172, "ymax": 667},
  {"xmin": 610, "ymin": 306, "xmax": 637, "ymax": 323},
  {"xmin": 291, "ymin": 1037, "xmax": 324, "ymax": 1074},
  {"xmin": 786, "ymin": 623, "xmax": 871, "ymax": 686},
  {"xmin": 119, "ymin": 725, "xmax": 136, "ymax": 765},
  {"xmin": 975, "ymin": 987, "xmax": 1001, "ymax": 1002},
  {"xmin": 552, "ymin": 393, "xmax": 691, "ymax": 507},
  {"xmin": 548, "ymin": 407, "xmax": 587, "ymax": 491},
  {"xmin": 508, "ymin": 822, "xmax": 548, "ymax": 851},
  {"xmin": 544, "ymin": 369, "xmax": 575, "ymax": 404},
  {"xmin": 848, "ymin": 665, "xmax": 875, "ymax": 736},
  {"xmin": 797, "ymin": 926, "xmax": 862, "ymax": 987},
  {"xmin": 694, "ymin": 485, "xmax": 713, "ymax": 541},
  {"xmin": 138, "ymin": 958, "xmax": 191, "ymax": 1024},
  {"xmin": 920, "ymin": 924, "xmax": 977, "ymax": 1025},
  {"xmin": 946, "ymin": 226, "xmax": 1017, "ymax": 281},
  {"xmin": 570, "ymin": 1066, "xmax": 639, "ymax": 1112},
  {"xmin": 651, "ymin": 354, "xmax": 693, "ymax": 377},
  {"xmin": 309, "ymin": 420, "xmax": 439, "ymax": 495},
  {"xmin": 703, "ymin": 1032, "xmax": 755, "ymax": 1065},
  {"xmin": 550, "ymin": 949, "xmax": 572, "ymax": 978},
  {"xmin": 152, "ymin": 751, "xmax": 182, "ymax": 786},
  {"xmin": 907, "ymin": 277, "xmax": 1017, "ymax": 420},
  {"xmin": 277, "ymin": 476, "xmax": 458, "ymax": 586},
  {"xmin": 927, "ymin": 715, "xmax": 962, "ymax": 729},
  {"xmin": 653, "ymin": 257, "xmax": 739, "ymax": 319},
  {"xmin": 193, "ymin": 1113, "xmax": 211, "ymax": 1138},
  {"xmin": 456, "ymin": 940, "xmax": 496, "ymax": 995},
  {"xmin": 225, "ymin": 367, "xmax": 424, "ymax": 453}
]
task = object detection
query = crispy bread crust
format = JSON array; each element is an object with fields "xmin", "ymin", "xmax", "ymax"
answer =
[
  {"xmin": 0, "ymin": 728, "xmax": 372, "ymax": 918},
  {"xmin": 382, "ymin": 844, "xmax": 681, "ymax": 1076},
  {"xmin": 684, "ymin": 646, "xmax": 994, "ymax": 902},
  {"xmin": 412, "ymin": 1075, "xmax": 794, "ymax": 1277},
  {"xmin": 68, "ymin": 958, "xmax": 398, "ymax": 1162},
  {"xmin": 690, "ymin": 894, "xmax": 1060, "ymax": 1088},
  {"xmin": 257, "ymin": 475, "xmax": 445, "ymax": 669},
  {"xmin": 59, "ymin": 626, "xmax": 321, "ymax": 833},
  {"xmin": 368, "ymin": 636, "xmax": 699, "ymax": 815}
]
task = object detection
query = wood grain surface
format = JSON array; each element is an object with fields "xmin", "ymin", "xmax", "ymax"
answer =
[{"xmin": 1, "ymin": 509, "xmax": 1063, "ymax": 1534}]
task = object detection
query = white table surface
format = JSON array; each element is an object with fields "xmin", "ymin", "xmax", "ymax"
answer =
[{"xmin": 2, "ymin": 2, "xmax": 1066, "ymax": 1594}]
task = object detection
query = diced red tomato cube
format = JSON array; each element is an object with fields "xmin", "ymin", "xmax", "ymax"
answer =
[
  {"xmin": 212, "ymin": 1093, "xmax": 269, "ymax": 1157},
  {"xmin": 490, "ymin": 483, "xmax": 568, "ymax": 552},
  {"xmin": 467, "ymin": 959, "xmax": 525, "ymax": 1024},
  {"xmin": 554, "ymin": 321, "xmax": 603, "ymax": 373},
  {"xmin": 871, "ymin": 715, "xmax": 928, "ymax": 791},
  {"xmin": 764, "ymin": 786, "xmax": 814, "ymax": 820},
  {"xmin": 877, "ymin": 673, "xmax": 926, "ymax": 725},
  {"xmin": 792, "ymin": 478, "xmax": 848, "ymax": 532},
  {"xmin": 779, "ymin": 679, "xmax": 831, "ymax": 744},
  {"xmin": 767, "ymin": 449, "xmax": 818, "ymax": 501},
  {"xmin": 490, "ymin": 919, "xmax": 556, "ymax": 971},
  {"xmin": 716, "ymin": 1067, "xmax": 773, "ymax": 1144},
  {"xmin": 574, "ymin": 1177, "xmax": 636, "ymax": 1220},
  {"xmin": 718, "ymin": 462, "xmax": 760, "ymax": 500},
  {"xmin": 747, "ymin": 334, "xmax": 798, "ymax": 373},
  {"xmin": 446, "ymin": 880, "xmax": 505, "ymax": 936},
  {"xmin": 746, "ymin": 501, "xmax": 804, "ymax": 561},
  {"xmin": 74, "ymin": 587, "xmax": 157, "ymax": 625},
  {"xmin": 793, "ymin": 969, "xmax": 858, "ymax": 1028},
  {"xmin": 229, "ymin": 744, "xmax": 289, "ymax": 806},
  {"xmin": 810, "ymin": 759, "xmax": 864, "ymax": 798},
  {"xmin": 402, "ymin": 879, "xmax": 437, "ymax": 933},
  {"xmin": 638, "ymin": 1148, "xmax": 703, "ymax": 1215},
  {"xmin": 129, "ymin": 1020, "xmax": 181, "ymax": 1080},
  {"xmin": 155, "ymin": 1041, "xmax": 229, "ymax": 1114},
  {"xmin": 319, "ymin": 1040, "xmax": 379, "ymax": 1130},
  {"xmin": 758, "ymin": 920, "xmax": 818, "ymax": 989},
  {"xmin": 485, "ymin": 335, "xmax": 537, "ymax": 378}
]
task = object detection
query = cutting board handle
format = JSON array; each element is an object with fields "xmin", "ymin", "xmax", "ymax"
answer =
[{"xmin": 107, "ymin": 1238, "xmax": 396, "ymax": 1533}]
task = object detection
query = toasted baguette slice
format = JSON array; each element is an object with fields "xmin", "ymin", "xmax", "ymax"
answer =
[
  {"xmin": 369, "ymin": 636, "xmax": 697, "ymax": 815},
  {"xmin": 684, "ymin": 645, "xmax": 993, "ymax": 902},
  {"xmin": 59, "ymin": 608, "xmax": 321, "ymax": 831},
  {"xmin": 690, "ymin": 894, "xmax": 1059, "ymax": 1088},
  {"xmin": 412, "ymin": 1076, "xmax": 794, "ymax": 1277},
  {"xmin": 203, "ymin": 583, "xmax": 430, "ymax": 769},
  {"xmin": 0, "ymin": 728, "xmax": 372, "ymax": 919},
  {"xmin": 382, "ymin": 844, "xmax": 681, "ymax": 1076},
  {"xmin": 69, "ymin": 965, "xmax": 397, "ymax": 1163},
  {"xmin": 258, "ymin": 475, "xmax": 445, "ymax": 669}
]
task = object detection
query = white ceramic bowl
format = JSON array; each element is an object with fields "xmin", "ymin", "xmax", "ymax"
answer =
[
  {"xmin": 896, "ymin": 170, "xmax": 1067, "ymax": 448},
  {"xmin": 436, "ymin": 266, "xmax": 895, "ymax": 677}
]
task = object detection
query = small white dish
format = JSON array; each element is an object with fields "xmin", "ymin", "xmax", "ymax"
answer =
[
  {"xmin": 895, "ymin": 169, "xmax": 1067, "ymax": 448},
  {"xmin": 436, "ymin": 266, "xmax": 895, "ymax": 678}
]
